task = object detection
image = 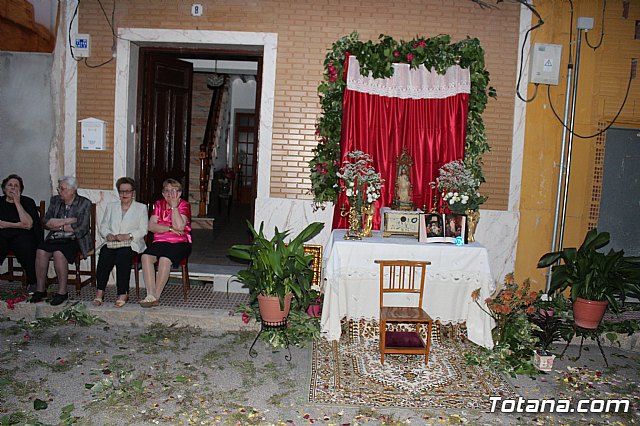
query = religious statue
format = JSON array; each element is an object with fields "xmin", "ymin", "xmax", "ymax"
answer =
[{"xmin": 392, "ymin": 147, "xmax": 415, "ymax": 211}]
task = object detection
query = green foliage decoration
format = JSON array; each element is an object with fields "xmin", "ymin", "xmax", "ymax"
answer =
[
  {"xmin": 310, "ymin": 32, "xmax": 496, "ymax": 209},
  {"xmin": 236, "ymin": 301, "xmax": 321, "ymax": 350},
  {"xmin": 465, "ymin": 314, "xmax": 540, "ymax": 378}
]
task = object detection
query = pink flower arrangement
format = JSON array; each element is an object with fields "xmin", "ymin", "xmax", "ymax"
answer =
[{"xmin": 242, "ymin": 311, "xmax": 250, "ymax": 324}]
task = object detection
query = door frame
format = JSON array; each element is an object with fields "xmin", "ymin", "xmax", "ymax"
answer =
[{"xmin": 113, "ymin": 29, "xmax": 277, "ymax": 216}]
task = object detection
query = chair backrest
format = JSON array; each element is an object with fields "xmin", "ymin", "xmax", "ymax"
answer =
[
  {"xmin": 88, "ymin": 203, "xmax": 97, "ymax": 251},
  {"xmin": 375, "ymin": 260, "xmax": 430, "ymax": 310},
  {"xmin": 35, "ymin": 200, "xmax": 46, "ymax": 242}
]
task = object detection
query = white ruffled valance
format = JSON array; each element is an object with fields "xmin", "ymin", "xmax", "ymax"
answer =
[{"xmin": 346, "ymin": 55, "xmax": 471, "ymax": 99}]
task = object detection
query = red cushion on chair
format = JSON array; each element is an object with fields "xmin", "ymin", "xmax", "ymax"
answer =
[{"xmin": 385, "ymin": 331, "xmax": 425, "ymax": 348}]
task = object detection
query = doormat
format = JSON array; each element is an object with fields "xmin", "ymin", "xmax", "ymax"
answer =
[{"xmin": 309, "ymin": 319, "xmax": 517, "ymax": 410}]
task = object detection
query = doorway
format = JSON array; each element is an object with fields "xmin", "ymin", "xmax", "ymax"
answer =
[
  {"xmin": 234, "ymin": 111, "xmax": 258, "ymax": 204},
  {"xmin": 136, "ymin": 47, "xmax": 262, "ymax": 268},
  {"xmin": 597, "ymin": 127, "xmax": 640, "ymax": 256}
]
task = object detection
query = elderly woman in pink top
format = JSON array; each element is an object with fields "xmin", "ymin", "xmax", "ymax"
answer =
[{"xmin": 139, "ymin": 178, "xmax": 191, "ymax": 307}]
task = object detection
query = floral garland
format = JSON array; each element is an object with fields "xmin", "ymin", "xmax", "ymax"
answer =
[{"xmin": 309, "ymin": 32, "xmax": 496, "ymax": 210}]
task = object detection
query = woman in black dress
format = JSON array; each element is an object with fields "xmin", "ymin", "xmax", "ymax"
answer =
[{"xmin": 0, "ymin": 174, "xmax": 41, "ymax": 291}]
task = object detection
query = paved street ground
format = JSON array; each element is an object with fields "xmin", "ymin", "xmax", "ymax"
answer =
[{"xmin": 1, "ymin": 306, "xmax": 639, "ymax": 426}]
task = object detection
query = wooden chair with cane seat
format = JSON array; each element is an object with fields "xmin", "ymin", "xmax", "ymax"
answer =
[
  {"xmin": 1, "ymin": 200, "xmax": 46, "ymax": 287},
  {"xmin": 375, "ymin": 259, "xmax": 433, "ymax": 364},
  {"xmin": 66, "ymin": 203, "xmax": 97, "ymax": 292}
]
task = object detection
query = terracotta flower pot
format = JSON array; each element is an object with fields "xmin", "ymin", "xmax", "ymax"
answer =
[
  {"xmin": 572, "ymin": 298, "xmax": 608, "ymax": 329},
  {"xmin": 257, "ymin": 293, "xmax": 293, "ymax": 324}
]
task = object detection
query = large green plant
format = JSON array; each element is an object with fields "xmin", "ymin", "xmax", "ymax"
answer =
[
  {"xmin": 228, "ymin": 221, "xmax": 324, "ymax": 308},
  {"xmin": 537, "ymin": 229, "xmax": 640, "ymax": 313},
  {"xmin": 310, "ymin": 32, "xmax": 496, "ymax": 209}
]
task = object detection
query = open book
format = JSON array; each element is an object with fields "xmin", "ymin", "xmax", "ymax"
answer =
[{"xmin": 418, "ymin": 213, "xmax": 467, "ymax": 244}]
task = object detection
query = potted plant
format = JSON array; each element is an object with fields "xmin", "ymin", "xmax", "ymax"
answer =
[
  {"xmin": 537, "ymin": 229, "xmax": 640, "ymax": 329},
  {"xmin": 529, "ymin": 295, "xmax": 573, "ymax": 371},
  {"xmin": 468, "ymin": 274, "xmax": 541, "ymax": 377},
  {"xmin": 228, "ymin": 221, "xmax": 324, "ymax": 323}
]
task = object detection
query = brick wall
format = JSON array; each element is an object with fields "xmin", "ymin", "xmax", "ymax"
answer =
[{"xmin": 76, "ymin": 0, "xmax": 522, "ymax": 210}]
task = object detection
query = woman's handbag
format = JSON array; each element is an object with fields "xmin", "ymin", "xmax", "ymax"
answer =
[
  {"xmin": 106, "ymin": 239, "xmax": 132, "ymax": 249},
  {"xmin": 45, "ymin": 230, "xmax": 76, "ymax": 242}
]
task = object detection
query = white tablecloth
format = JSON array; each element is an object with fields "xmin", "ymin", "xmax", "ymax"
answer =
[{"xmin": 320, "ymin": 229, "xmax": 496, "ymax": 348}]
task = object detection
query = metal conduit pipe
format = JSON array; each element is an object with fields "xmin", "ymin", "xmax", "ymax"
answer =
[{"xmin": 546, "ymin": 27, "xmax": 585, "ymax": 292}]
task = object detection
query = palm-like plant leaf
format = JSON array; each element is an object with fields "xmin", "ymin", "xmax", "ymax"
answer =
[
  {"xmin": 538, "ymin": 228, "xmax": 640, "ymax": 313},
  {"xmin": 229, "ymin": 221, "xmax": 324, "ymax": 309}
]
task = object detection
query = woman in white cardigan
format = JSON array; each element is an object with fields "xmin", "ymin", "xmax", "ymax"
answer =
[{"xmin": 94, "ymin": 177, "xmax": 148, "ymax": 307}]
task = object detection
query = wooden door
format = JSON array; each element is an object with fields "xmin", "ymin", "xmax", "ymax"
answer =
[
  {"xmin": 138, "ymin": 53, "xmax": 193, "ymax": 204},
  {"xmin": 233, "ymin": 112, "xmax": 257, "ymax": 204}
]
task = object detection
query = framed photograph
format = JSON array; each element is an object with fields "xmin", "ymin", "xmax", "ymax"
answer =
[{"xmin": 419, "ymin": 213, "xmax": 467, "ymax": 244}]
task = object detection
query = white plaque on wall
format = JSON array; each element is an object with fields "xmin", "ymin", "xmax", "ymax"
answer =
[{"xmin": 79, "ymin": 117, "xmax": 106, "ymax": 151}]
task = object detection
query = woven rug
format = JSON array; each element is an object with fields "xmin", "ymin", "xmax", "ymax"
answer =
[{"xmin": 309, "ymin": 319, "xmax": 517, "ymax": 410}]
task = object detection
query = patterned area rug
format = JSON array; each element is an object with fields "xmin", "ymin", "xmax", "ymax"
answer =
[{"xmin": 309, "ymin": 319, "xmax": 517, "ymax": 410}]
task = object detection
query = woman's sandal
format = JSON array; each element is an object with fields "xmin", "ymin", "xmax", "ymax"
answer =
[
  {"xmin": 139, "ymin": 296, "xmax": 159, "ymax": 308},
  {"xmin": 92, "ymin": 297, "xmax": 103, "ymax": 306},
  {"xmin": 114, "ymin": 294, "xmax": 129, "ymax": 308}
]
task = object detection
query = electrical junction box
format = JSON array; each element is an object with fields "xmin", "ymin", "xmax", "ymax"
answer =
[
  {"xmin": 73, "ymin": 34, "xmax": 91, "ymax": 58},
  {"xmin": 79, "ymin": 117, "xmax": 105, "ymax": 151},
  {"xmin": 529, "ymin": 43, "xmax": 562, "ymax": 85}
]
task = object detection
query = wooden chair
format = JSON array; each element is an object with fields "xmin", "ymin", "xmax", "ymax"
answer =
[
  {"xmin": 66, "ymin": 203, "xmax": 97, "ymax": 292},
  {"xmin": 375, "ymin": 259, "xmax": 433, "ymax": 364},
  {"xmin": 133, "ymin": 254, "xmax": 190, "ymax": 301},
  {"xmin": 1, "ymin": 200, "xmax": 45, "ymax": 287}
]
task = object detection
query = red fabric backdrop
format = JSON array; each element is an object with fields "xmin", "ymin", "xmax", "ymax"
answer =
[{"xmin": 332, "ymin": 57, "xmax": 470, "ymax": 230}]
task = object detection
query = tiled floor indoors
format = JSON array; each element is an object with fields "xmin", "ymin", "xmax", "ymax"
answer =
[{"xmin": 190, "ymin": 201, "xmax": 253, "ymax": 268}]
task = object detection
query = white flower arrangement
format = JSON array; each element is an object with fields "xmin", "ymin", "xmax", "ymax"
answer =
[
  {"xmin": 336, "ymin": 150, "xmax": 383, "ymax": 209},
  {"xmin": 435, "ymin": 160, "xmax": 487, "ymax": 214}
]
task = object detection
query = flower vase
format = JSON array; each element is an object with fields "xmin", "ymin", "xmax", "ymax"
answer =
[
  {"xmin": 342, "ymin": 205, "xmax": 363, "ymax": 240},
  {"xmin": 361, "ymin": 204, "xmax": 375, "ymax": 237},
  {"xmin": 465, "ymin": 209, "xmax": 480, "ymax": 242},
  {"xmin": 533, "ymin": 350, "xmax": 556, "ymax": 372}
]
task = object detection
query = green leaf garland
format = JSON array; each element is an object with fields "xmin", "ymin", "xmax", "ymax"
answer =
[{"xmin": 309, "ymin": 32, "xmax": 496, "ymax": 210}]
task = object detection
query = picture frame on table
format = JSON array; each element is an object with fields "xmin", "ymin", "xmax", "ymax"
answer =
[{"xmin": 419, "ymin": 212, "xmax": 467, "ymax": 244}]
